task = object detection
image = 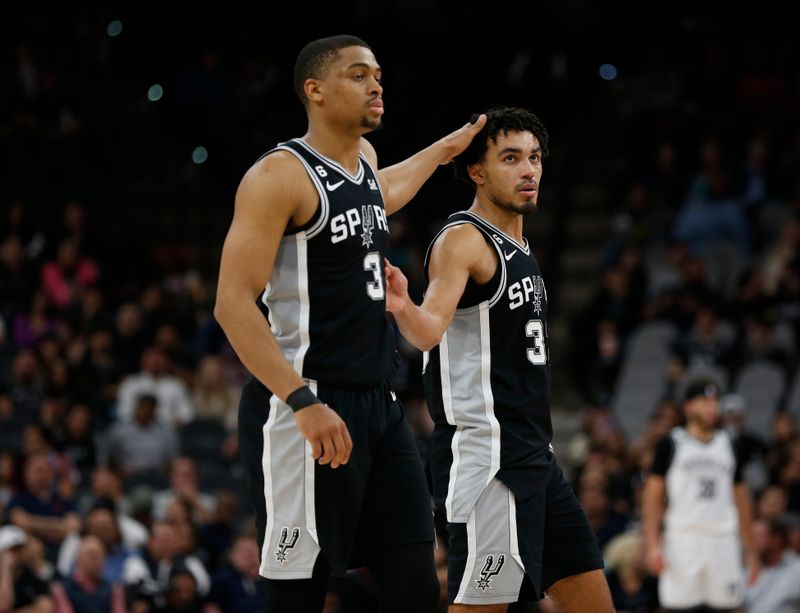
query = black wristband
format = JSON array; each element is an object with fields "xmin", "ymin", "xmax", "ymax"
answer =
[{"xmin": 285, "ymin": 385, "xmax": 320, "ymax": 413}]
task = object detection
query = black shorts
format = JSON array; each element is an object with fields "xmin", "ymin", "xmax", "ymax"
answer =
[
  {"xmin": 238, "ymin": 376, "xmax": 434, "ymax": 579},
  {"xmin": 443, "ymin": 462, "xmax": 604, "ymax": 605}
]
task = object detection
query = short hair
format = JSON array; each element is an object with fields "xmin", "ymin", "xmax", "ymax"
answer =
[
  {"xmin": 293, "ymin": 35, "xmax": 371, "ymax": 105},
  {"xmin": 453, "ymin": 107, "xmax": 550, "ymax": 185}
]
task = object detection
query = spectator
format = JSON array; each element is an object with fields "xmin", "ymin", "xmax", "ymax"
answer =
[
  {"xmin": 0, "ymin": 524, "xmax": 53, "ymax": 612},
  {"xmin": 205, "ymin": 535, "xmax": 265, "ymax": 613},
  {"xmin": 745, "ymin": 518, "xmax": 800, "ymax": 612},
  {"xmin": 7, "ymin": 454, "xmax": 80, "ymax": 560},
  {"xmin": 56, "ymin": 500, "xmax": 140, "ymax": 584},
  {"xmin": 190, "ymin": 355, "xmax": 239, "ymax": 431},
  {"xmin": 40, "ymin": 239, "xmax": 99, "ymax": 312},
  {"xmin": 50, "ymin": 535, "xmax": 125, "ymax": 613},
  {"xmin": 150, "ymin": 458, "xmax": 214, "ymax": 525},
  {"xmin": 602, "ymin": 531, "xmax": 659, "ymax": 613},
  {"xmin": 104, "ymin": 394, "xmax": 178, "ymax": 476},
  {"xmin": 115, "ymin": 347, "xmax": 193, "ymax": 427},
  {"xmin": 122, "ymin": 521, "xmax": 209, "ymax": 600}
]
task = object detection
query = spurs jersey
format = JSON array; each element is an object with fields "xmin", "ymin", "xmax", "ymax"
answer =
[
  {"xmin": 651, "ymin": 427, "xmax": 742, "ymax": 534},
  {"xmin": 423, "ymin": 211, "xmax": 554, "ymax": 522},
  {"xmin": 259, "ymin": 139, "xmax": 398, "ymax": 388}
]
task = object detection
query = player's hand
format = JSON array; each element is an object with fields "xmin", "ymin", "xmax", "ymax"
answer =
[
  {"xmin": 745, "ymin": 551, "xmax": 760, "ymax": 585},
  {"xmin": 293, "ymin": 403, "xmax": 352, "ymax": 469},
  {"xmin": 384, "ymin": 259, "xmax": 409, "ymax": 313},
  {"xmin": 645, "ymin": 544, "xmax": 665, "ymax": 576},
  {"xmin": 437, "ymin": 114, "xmax": 487, "ymax": 165}
]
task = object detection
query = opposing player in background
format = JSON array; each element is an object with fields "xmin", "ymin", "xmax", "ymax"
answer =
[
  {"xmin": 642, "ymin": 378, "xmax": 759, "ymax": 612},
  {"xmin": 214, "ymin": 34, "xmax": 485, "ymax": 612}
]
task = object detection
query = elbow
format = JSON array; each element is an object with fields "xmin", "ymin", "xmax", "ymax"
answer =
[
  {"xmin": 417, "ymin": 332, "xmax": 444, "ymax": 353},
  {"xmin": 213, "ymin": 294, "xmax": 233, "ymax": 329}
]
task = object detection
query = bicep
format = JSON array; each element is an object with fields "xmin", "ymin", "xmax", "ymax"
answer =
[
  {"xmin": 420, "ymin": 228, "xmax": 482, "ymax": 328},
  {"xmin": 217, "ymin": 166, "xmax": 295, "ymax": 302}
]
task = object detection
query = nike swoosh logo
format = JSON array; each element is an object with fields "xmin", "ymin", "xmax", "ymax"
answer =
[
  {"xmin": 326, "ymin": 180, "xmax": 345, "ymax": 191},
  {"xmin": 504, "ymin": 250, "xmax": 516, "ymax": 261}
]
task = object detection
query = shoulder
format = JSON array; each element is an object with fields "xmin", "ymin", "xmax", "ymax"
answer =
[
  {"xmin": 433, "ymin": 222, "xmax": 490, "ymax": 256},
  {"xmin": 359, "ymin": 137, "xmax": 378, "ymax": 168},
  {"xmin": 239, "ymin": 150, "xmax": 310, "ymax": 194}
]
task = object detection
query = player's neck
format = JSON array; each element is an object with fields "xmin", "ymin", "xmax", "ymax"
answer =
[
  {"xmin": 686, "ymin": 421, "xmax": 715, "ymax": 442},
  {"xmin": 469, "ymin": 197, "xmax": 524, "ymax": 243},
  {"xmin": 301, "ymin": 123, "xmax": 362, "ymax": 175}
]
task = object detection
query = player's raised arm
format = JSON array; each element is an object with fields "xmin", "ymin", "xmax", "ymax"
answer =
[{"xmin": 364, "ymin": 114, "xmax": 487, "ymax": 215}]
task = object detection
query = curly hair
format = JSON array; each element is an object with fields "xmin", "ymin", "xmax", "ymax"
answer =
[{"xmin": 453, "ymin": 107, "xmax": 549, "ymax": 185}]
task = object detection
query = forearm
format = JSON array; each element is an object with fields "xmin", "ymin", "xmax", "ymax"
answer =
[
  {"xmin": 393, "ymin": 302, "xmax": 446, "ymax": 352},
  {"xmin": 735, "ymin": 486, "xmax": 756, "ymax": 555},
  {"xmin": 380, "ymin": 142, "xmax": 452, "ymax": 214},
  {"xmin": 215, "ymin": 299, "xmax": 306, "ymax": 400},
  {"xmin": 641, "ymin": 482, "xmax": 665, "ymax": 548},
  {"xmin": 0, "ymin": 574, "xmax": 13, "ymax": 613}
]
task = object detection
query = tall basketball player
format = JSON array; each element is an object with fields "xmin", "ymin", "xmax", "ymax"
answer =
[
  {"xmin": 384, "ymin": 107, "xmax": 613, "ymax": 612},
  {"xmin": 214, "ymin": 35, "xmax": 485, "ymax": 613}
]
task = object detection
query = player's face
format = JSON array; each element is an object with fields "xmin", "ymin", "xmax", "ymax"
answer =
[
  {"xmin": 319, "ymin": 46, "xmax": 383, "ymax": 132},
  {"xmin": 476, "ymin": 131, "xmax": 542, "ymax": 215},
  {"xmin": 687, "ymin": 395, "xmax": 720, "ymax": 430}
]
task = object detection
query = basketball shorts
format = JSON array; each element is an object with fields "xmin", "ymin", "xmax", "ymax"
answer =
[
  {"xmin": 660, "ymin": 531, "xmax": 745, "ymax": 609},
  {"xmin": 238, "ymin": 376, "xmax": 434, "ymax": 579},
  {"xmin": 444, "ymin": 463, "xmax": 604, "ymax": 605}
]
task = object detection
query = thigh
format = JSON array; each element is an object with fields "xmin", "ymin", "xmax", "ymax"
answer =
[
  {"xmin": 545, "ymin": 569, "xmax": 613, "ymax": 613},
  {"xmin": 239, "ymin": 378, "xmax": 323, "ymax": 579},
  {"xmin": 540, "ymin": 464, "xmax": 605, "ymax": 591},
  {"xmin": 358, "ymin": 396, "xmax": 434, "ymax": 554},
  {"xmin": 239, "ymin": 378, "xmax": 373, "ymax": 580},
  {"xmin": 659, "ymin": 532, "xmax": 707, "ymax": 609},
  {"xmin": 447, "ymin": 479, "xmax": 527, "ymax": 607},
  {"xmin": 703, "ymin": 533, "xmax": 745, "ymax": 609}
]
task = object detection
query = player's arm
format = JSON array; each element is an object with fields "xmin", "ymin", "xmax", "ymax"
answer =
[
  {"xmin": 361, "ymin": 114, "xmax": 487, "ymax": 215},
  {"xmin": 384, "ymin": 225, "xmax": 486, "ymax": 351},
  {"xmin": 641, "ymin": 435, "xmax": 672, "ymax": 575},
  {"xmin": 214, "ymin": 156, "xmax": 352, "ymax": 468},
  {"xmin": 734, "ymin": 481, "xmax": 760, "ymax": 585}
]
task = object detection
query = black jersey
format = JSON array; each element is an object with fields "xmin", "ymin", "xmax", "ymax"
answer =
[
  {"xmin": 259, "ymin": 139, "xmax": 398, "ymax": 388},
  {"xmin": 423, "ymin": 211, "xmax": 553, "ymax": 522}
]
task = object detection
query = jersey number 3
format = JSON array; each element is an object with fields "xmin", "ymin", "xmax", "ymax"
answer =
[
  {"xmin": 526, "ymin": 319, "xmax": 547, "ymax": 365},
  {"xmin": 363, "ymin": 252, "xmax": 385, "ymax": 300}
]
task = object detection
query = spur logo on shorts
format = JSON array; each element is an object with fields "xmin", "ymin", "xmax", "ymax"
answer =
[
  {"xmin": 275, "ymin": 527, "xmax": 300, "ymax": 564},
  {"xmin": 475, "ymin": 554, "xmax": 505, "ymax": 591}
]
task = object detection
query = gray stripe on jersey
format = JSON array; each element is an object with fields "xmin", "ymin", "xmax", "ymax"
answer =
[
  {"xmin": 259, "ymin": 382, "xmax": 321, "ymax": 579},
  {"xmin": 443, "ymin": 302, "xmax": 502, "ymax": 522},
  {"xmin": 262, "ymin": 233, "xmax": 310, "ymax": 373}
]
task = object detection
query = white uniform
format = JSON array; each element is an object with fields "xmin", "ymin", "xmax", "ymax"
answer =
[{"xmin": 651, "ymin": 427, "xmax": 745, "ymax": 609}]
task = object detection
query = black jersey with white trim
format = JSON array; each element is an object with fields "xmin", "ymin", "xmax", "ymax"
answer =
[
  {"xmin": 257, "ymin": 139, "xmax": 398, "ymax": 388},
  {"xmin": 422, "ymin": 211, "xmax": 553, "ymax": 520}
]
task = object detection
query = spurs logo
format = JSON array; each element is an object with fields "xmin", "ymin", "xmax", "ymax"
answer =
[
  {"xmin": 475, "ymin": 554, "xmax": 505, "ymax": 591},
  {"xmin": 360, "ymin": 205, "xmax": 375, "ymax": 247},
  {"xmin": 367, "ymin": 178, "xmax": 378, "ymax": 191},
  {"xmin": 532, "ymin": 276, "xmax": 544, "ymax": 315},
  {"xmin": 275, "ymin": 527, "xmax": 300, "ymax": 564}
]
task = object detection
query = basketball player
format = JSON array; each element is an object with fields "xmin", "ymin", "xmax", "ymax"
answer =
[
  {"xmin": 642, "ymin": 378, "xmax": 760, "ymax": 612},
  {"xmin": 384, "ymin": 107, "xmax": 613, "ymax": 612},
  {"xmin": 213, "ymin": 35, "xmax": 485, "ymax": 612}
]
